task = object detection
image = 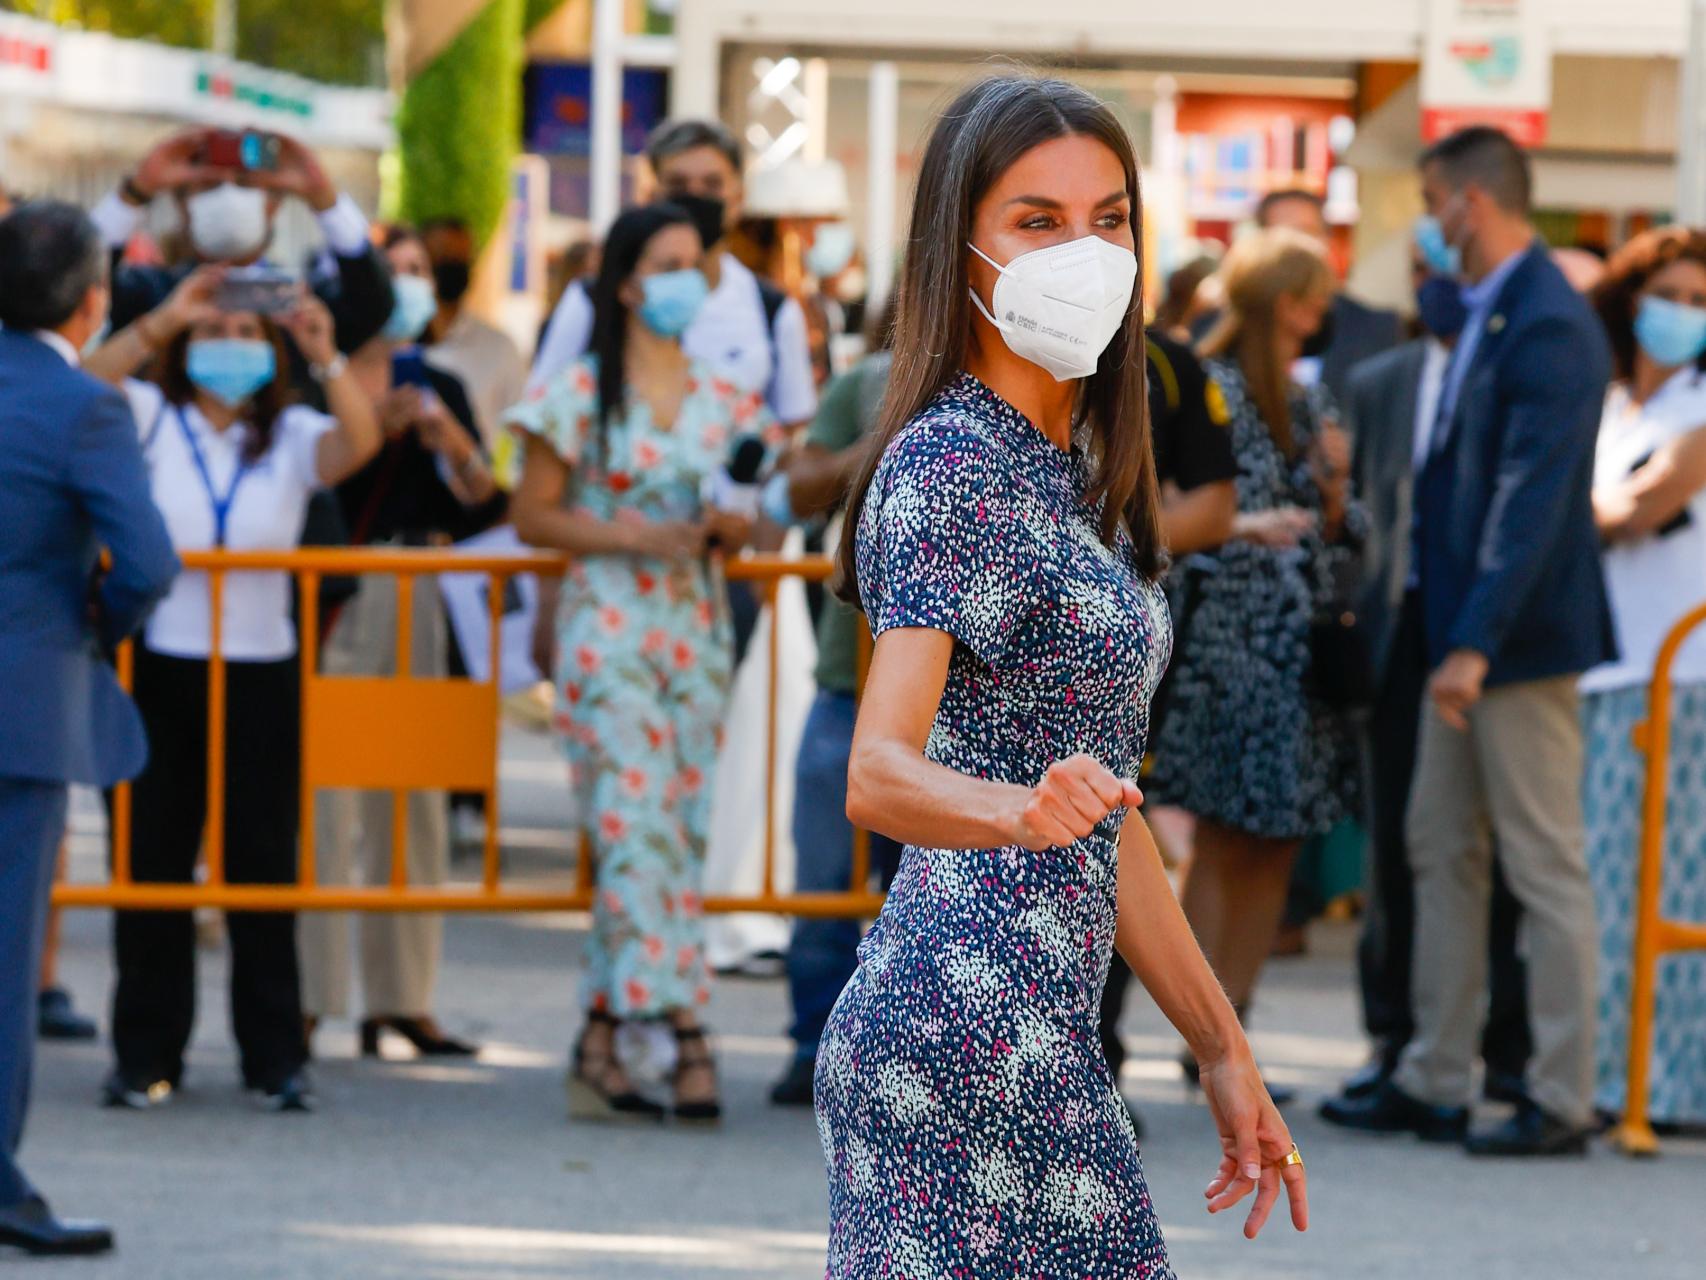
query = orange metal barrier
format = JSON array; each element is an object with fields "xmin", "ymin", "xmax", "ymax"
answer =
[
  {"xmin": 1613, "ymin": 602, "xmax": 1706, "ymax": 1157},
  {"xmin": 53, "ymin": 548, "xmax": 885, "ymax": 920}
]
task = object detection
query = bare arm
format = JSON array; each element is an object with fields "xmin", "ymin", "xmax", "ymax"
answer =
[
  {"xmin": 1160, "ymin": 479, "xmax": 1237, "ymax": 556},
  {"xmin": 275, "ymin": 295, "xmax": 381, "ymax": 487},
  {"xmin": 83, "ymin": 266, "xmax": 224, "ymax": 387},
  {"xmin": 1113, "ymin": 809, "xmax": 1310, "ymax": 1238},
  {"xmin": 509, "ymin": 432, "xmax": 705, "ymax": 560},
  {"xmin": 786, "ymin": 441, "xmax": 865, "ymax": 520},
  {"xmin": 846, "ymin": 627, "xmax": 1142, "ymax": 855},
  {"xmin": 1594, "ymin": 423, "xmax": 1706, "ymax": 542}
]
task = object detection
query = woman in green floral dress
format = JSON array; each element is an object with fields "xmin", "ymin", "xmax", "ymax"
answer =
[{"xmin": 508, "ymin": 204, "xmax": 769, "ymax": 1124}]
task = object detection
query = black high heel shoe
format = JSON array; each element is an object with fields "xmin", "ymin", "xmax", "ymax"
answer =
[
  {"xmin": 670, "ymin": 1024, "xmax": 723, "ymax": 1126},
  {"xmin": 360, "ymin": 1016, "xmax": 479, "ymax": 1059},
  {"xmin": 567, "ymin": 1009, "xmax": 665, "ymax": 1123}
]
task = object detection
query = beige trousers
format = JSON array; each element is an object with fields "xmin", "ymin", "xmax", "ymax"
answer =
[
  {"xmin": 1394, "ymin": 675, "xmax": 1599, "ymax": 1127},
  {"xmin": 298, "ymin": 571, "xmax": 449, "ymax": 1020}
]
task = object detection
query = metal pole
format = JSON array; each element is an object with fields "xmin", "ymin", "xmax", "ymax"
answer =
[
  {"xmin": 589, "ymin": 0, "xmax": 625, "ymax": 233},
  {"xmin": 212, "ymin": 0, "xmax": 238, "ymax": 58},
  {"xmin": 1680, "ymin": 0, "xmax": 1706, "ymax": 223},
  {"xmin": 865, "ymin": 60, "xmax": 899, "ymax": 309}
]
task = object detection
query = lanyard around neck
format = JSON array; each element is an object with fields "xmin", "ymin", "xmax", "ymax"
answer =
[{"xmin": 176, "ymin": 405, "xmax": 251, "ymax": 548}]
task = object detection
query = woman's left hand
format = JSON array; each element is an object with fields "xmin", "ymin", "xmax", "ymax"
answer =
[
  {"xmin": 416, "ymin": 403, "xmax": 475, "ymax": 468},
  {"xmin": 279, "ymin": 292, "xmax": 338, "ymax": 368},
  {"xmin": 1198, "ymin": 1048, "xmax": 1309, "ymax": 1239}
]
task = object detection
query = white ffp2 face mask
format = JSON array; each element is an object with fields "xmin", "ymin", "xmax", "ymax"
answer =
[
  {"xmin": 967, "ymin": 235, "xmax": 1138, "ymax": 381},
  {"xmin": 186, "ymin": 183, "xmax": 271, "ymax": 261}
]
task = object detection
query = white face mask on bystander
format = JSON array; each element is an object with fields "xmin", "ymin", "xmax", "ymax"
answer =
[
  {"xmin": 186, "ymin": 183, "xmax": 270, "ymax": 261},
  {"xmin": 967, "ymin": 235, "xmax": 1137, "ymax": 381}
]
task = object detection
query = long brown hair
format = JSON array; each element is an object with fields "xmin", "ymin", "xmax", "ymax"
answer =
[
  {"xmin": 1198, "ymin": 227, "xmax": 1333, "ymax": 458},
  {"xmin": 833, "ymin": 73, "xmax": 1163, "ymax": 606},
  {"xmin": 157, "ymin": 318, "xmax": 296, "ymax": 464},
  {"xmin": 1591, "ymin": 226, "xmax": 1706, "ymax": 381}
]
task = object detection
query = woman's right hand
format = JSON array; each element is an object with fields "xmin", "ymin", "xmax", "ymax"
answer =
[
  {"xmin": 150, "ymin": 265, "xmax": 226, "ymax": 344},
  {"xmin": 1234, "ymin": 506, "xmax": 1316, "ymax": 548},
  {"xmin": 1008, "ymin": 754, "xmax": 1143, "ymax": 851}
]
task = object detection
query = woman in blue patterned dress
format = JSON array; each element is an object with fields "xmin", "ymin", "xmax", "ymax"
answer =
[
  {"xmin": 509, "ymin": 204, "xmax": 765, "ymax": 1125},
  {"xmin": 815, "ymin": 76, "xmax": 1309, "ymax": 1278}
]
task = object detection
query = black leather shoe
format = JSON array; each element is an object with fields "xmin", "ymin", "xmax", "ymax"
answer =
[
  {"xmin": 1318, "ymin": 1079, "xmax": 1468, "ymax": 1143},
  {"xmin": 259, "ymin": 1069, "xmax": 315, "ymax": 1113},
  {"xmin": 1482, "ymin": 1068, "xmax": 1530, "ymax": 1107},
  {"xmin": 1338, "ymin": 1052, "xmax": 1398, "ymax": 1102},
  {"xmin": 37, "ymin": 988, "xmax": 97, "ymax": 1041},
  {"xmin": 768, "ymin": 1054, "xmax": 817, "ymax": 1108},
  {"xmin": 1465, "ymin": 1101, "xmax": 1589, "ymax": 1157},
  {"xmin": 0, "ymin": 1196, "xmax": 113, "ymax": 1256},
  {"xmin": 100, "ymin": 1071, "xmax": 173, "ymax": 1110}
]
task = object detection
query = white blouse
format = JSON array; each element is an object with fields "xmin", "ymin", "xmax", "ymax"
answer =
[
  {"xmin": 1582, "ymin": 368, "xmax": 1706, "ymax": 694},
  {"xmin": 128, "ymin": 379, "xmax": 333, "ymax": 662}
]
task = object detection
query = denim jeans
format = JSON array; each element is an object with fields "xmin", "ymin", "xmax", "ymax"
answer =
[{"xmin": 785, "ymin": 691, "xmax": 901, "ymax": 1058}]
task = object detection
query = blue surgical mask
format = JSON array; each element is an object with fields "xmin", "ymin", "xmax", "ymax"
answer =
[
  {"xmin": 638, "ymin": 268, "xmax": 709, "ymax": 338},
  {"xmin": 1414, "ymin": 214, "xmax": 1462, "ymax": 278},
  {"xmin": 1415, "ymin": 275, "xmax": 1469, "ymax": 340},
  {"xmin": 1633, "ymin": 295, "xmax": 1706, "ymax": 368},
  {"xmin": 805, "ymin": 222, "xmax": 856, "ymax": 280},
  {"xmin": 185, "ymin": 338, "xmax": 276, "ymax": 407},
  {"xmin": 382, "ymin": 273, "xmax": 438, "ymax": 342}
]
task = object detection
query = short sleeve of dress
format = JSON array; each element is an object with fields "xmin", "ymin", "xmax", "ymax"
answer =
[
  {"xmin": 502, "ymin": 357, "xmax": 597, "ymax": 483},
  {"xmin": 859, "ymin": 419, "xmax": 1033, "ymax": 668}
]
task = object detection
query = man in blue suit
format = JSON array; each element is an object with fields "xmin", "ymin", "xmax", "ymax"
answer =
[
  {"xmin": 0, "ymin": 201, "xmax": 178, "ymax": 1255},
  {"xmin": 1321, "ymin": 128, "xmax": 1615, "ymax": 1157}
]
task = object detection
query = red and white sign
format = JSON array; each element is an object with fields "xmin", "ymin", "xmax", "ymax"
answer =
[{"xmin": 1421, "ymin": 0, "xmax": 1551, "ymax": 147}]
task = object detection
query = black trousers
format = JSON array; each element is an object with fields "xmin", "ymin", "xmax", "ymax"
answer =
[
  {"xmin": 1358, "ymin": 593, "xmax": 1532, "ymax": 1075},
  {"xmin": 111, "ymin": 648, "xmax": 307, "ymax": 1090}
]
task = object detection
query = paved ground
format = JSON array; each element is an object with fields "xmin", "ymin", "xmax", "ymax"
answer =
[{"xmin": 24, "ymin": 727, "xmax": 1706, "ymax": 1278}]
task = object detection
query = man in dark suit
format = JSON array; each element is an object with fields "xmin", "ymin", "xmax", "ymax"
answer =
[
  {"xmin": 1254, "ymin": 189, "xmax": 1403, "ymax": 405},
  {"xmin": 0, "ymin": 202, "xmax": 178, "ymax": 1255},
  {"xmin": 1323, "ymin": 249, "xmax": 1532, "ymax": 1114},
  {"xmin": 89, "ymin": 126, "xmax": 394, "ymax": 354},
  {"xmin": 1321, "ymin": 127, "xmax": 1614, "ymax": 1157}
]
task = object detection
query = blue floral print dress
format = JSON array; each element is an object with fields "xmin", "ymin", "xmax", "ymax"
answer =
[
  {"xmin": 507, "ymin": 357, "xmax": 770, "ymax": 1017},
  {"xmin": 815, "ymin": 373, "xmax": 1176, "ymax": 1279}
]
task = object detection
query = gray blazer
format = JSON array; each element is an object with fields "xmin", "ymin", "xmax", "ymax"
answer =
[
  {"xmin": 0, "ymin": 329, "xmax": 177, "ymax": 787},
  {"xmin": 1344, "ymin": 338, "xmax": 1431, "ymax": 689}
]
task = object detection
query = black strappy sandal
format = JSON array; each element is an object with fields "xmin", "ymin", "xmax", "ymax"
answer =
[
  {"xmin": 567, "ymin": 1009, "xmax": 665, "ymax": 1123},
  {"xmin": 670, "ymin": 1024, "xmax": 723, "ymax": 1126}
]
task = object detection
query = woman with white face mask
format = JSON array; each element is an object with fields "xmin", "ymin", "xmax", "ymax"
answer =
[
  {"xmin": 299, "ymin": 225, "xmax": 501, "ymax": 1063},
  {"xmin": 1582, "ymin": 228, "xmax": 1706, "ymax": 1131},
  {"xmin": 82, "ymin": 268, "xmax": 381, "ymax": 1113},
  {"xmin": 816, "ymin": 76, "xmax": 1307, "ymax": 1277}
]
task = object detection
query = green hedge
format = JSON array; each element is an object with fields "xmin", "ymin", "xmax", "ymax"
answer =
[{"xmin": 394, "ymin": 0, "xmax": 525, "ymax": 248}]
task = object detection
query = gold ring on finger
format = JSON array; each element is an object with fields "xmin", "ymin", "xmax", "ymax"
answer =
[{"xmin": 1279, "ymin": 1143, "xmax": 1304, "ymax": 1169}]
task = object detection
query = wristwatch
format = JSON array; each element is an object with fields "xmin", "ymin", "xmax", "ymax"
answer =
[
  {"xmin": 309, "ymin": 354, "xmax": 348, "ymax": 383},
  {"xmin": 120, "ymin": 175, "xmax": 152, "ymax": 207}
]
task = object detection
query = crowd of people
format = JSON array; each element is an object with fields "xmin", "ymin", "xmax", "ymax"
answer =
[{"xmin": 1, "ymin": 72, "xmax": 1705, "ymax": 1265}]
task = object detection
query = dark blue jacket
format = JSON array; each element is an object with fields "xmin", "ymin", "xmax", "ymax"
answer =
[
  {"xmin": 1414, "ymin": 245, "xmax": 1616, "ymax": 687},
  {"xmin": 0, "ymin": 329, "xmax": 178, "ymax": 786}
]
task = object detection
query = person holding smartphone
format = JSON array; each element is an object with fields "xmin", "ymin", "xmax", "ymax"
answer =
[
  {"xmin": 298, "ymin": 226, "xmax": 501, "ymax": 1063},
  {"xmin": 91, "ymin": 126, "xmax": 395, "ymax": 355},
  {"xmin": 83, "ymin": 269, "xmax": 382, "ymax": 1113}
]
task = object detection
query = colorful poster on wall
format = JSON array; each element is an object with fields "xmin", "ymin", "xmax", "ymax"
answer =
[{"xmin": 1420, "ymin": 0, "xmax": 1550, "ymax": 146}]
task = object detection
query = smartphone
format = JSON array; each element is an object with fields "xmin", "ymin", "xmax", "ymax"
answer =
[
  {"xmin": 215, "ymin": 267, "xmax": 299, "ymax": 315},
  {"xmin": 202, "ymin": 129, "xmax": 281, "ymax": 173},
  {"xmin": 391, "ymin": 348, "xmax": 434, "ymax": 390}
]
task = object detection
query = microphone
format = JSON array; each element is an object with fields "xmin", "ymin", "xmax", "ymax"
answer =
[{"xmin": 703, "ymin": 434, "xmax": 768, "ymax": 525}]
